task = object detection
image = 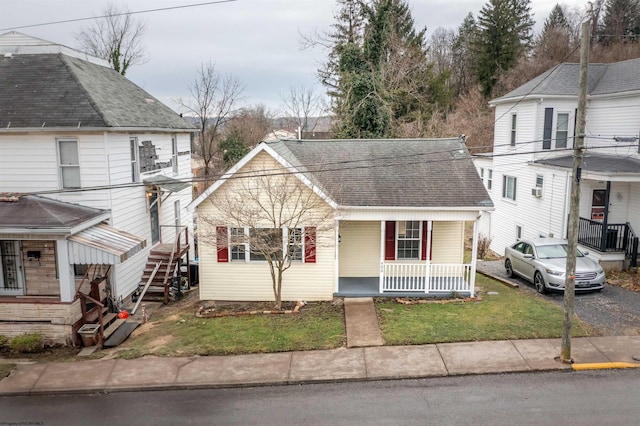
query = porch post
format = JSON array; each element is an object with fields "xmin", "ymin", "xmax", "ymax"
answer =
[
  {"xmin": 57, "ymin": 240, "xmax": 75, "ymax": 302},
  {"xmin": 600, "ymin": 181, "xmax": 611, "ymax": 251},
  {"xmin": 334, "ymin": 220, "xmax": 340, "ymax": 293},
  {"xmin": 470, "ymin": 219, "xmax": 479, "ymax": 297},
  {"xmin": 425, "ymin": 221, "xmax": 432, "ymax": 293},
  {"xmin": 379, "ymin": 221, "xmax": 385, "ymax": 293}
]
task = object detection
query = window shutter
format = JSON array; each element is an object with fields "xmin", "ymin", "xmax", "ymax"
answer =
[
  {"xmin": 304, "ymin": 227, "xmax": 316, "ymax": 263},
  {"xmin": 216, "ymin": 226, "xmax": 228, "ymax": 262},
  {"xmin": 421, "ymin": 221, "xmax": 429, "ymax": 261},
  {"xmin": 543, "ymin": 108, "xmax": 553, "ymax": 150},
  {"xmin": 384, "ymin": 221, "xmax": 396, "ymax": 260}
]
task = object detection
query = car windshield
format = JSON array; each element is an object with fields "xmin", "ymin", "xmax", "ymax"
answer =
[{"xmin": 535, "ymin": 244, "xmax": 584, "ymax": 259}]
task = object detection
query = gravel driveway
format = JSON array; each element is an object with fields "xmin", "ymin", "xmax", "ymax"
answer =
[{"xmin": 477, "ymin": 259, "xmax": 640, "ymax": 335}]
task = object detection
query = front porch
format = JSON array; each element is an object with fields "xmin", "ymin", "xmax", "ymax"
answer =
[
  {"xmin": 336, "ymin": 263, "xmax": 474, "ymax": 298},
  {"xmin": 578, "ymin": 217, "xmax": 639, "ymax": 269}
]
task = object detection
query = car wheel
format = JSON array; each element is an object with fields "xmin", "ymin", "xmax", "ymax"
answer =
[
  {"xmin": 505, "ymin": 259, "xmax": 514, "ymax": 278},
  {"xmin": 534, "ymin": 272, "xmax": 547, "ymax": 294}
]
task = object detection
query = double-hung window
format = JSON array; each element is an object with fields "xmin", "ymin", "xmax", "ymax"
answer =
[
  {"xmin": 230, "ymin": 227, "xmax": 246, "ymax": 261},
  {"xmin": 510, "ymin": 114, "xmax": 517, "ymax": 146},
  {"xmin": 287, "ymin": 228, "xmax": 303, "ymax": 261},
  {"xmin": 397, "ymin": 221, "xmax": 421, "ymax": 259},
  {"xmin": 555, "ymin": 113, "xmax": 569, "ymax": 149},
  {"xmin": 130, "ymin": 137, "xmax": 139, "ymax": 182},
  {"xmin": 172, "ymin": 135, "xmax": 178, "ymax": 175},
  {"xmin": 502, "ymin": 175, "xmax": 517, "ymax": 201},
  {"xmin": 487, "ymin": 169, "xmax": 493, "ymax": 190},
  {"xmin": 58, "ymin": 139, "xmax": 80, "ymax": 188}
]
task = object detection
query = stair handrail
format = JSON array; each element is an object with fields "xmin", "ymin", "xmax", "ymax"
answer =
[
  {"xmin": 78, "ymin": 291, "xmax": 105, "ymax": 342},
  {"xmin": 160, "ymin": 226, "xmax": 189, "ymax": 303},
  {"xmin": 132, "ymin": 261, "xmax": 162, "ymax": 314}
]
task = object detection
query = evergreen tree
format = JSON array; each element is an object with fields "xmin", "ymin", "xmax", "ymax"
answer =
[
  {"xmin": 451, "ymin": 13, "xmax": 478, "ymax": 96},
  {"xmin": 328, "ymin": 0, "xmax": 450, "ymax": 137},
  {"xmin": 535, "ymin": 4, "xmax": 574, "ymax": 62},
  {"xmin": 474, "ymin": 0, "xmax": 534, "ymax": 97},
  {"xmin": 218, "ymin": 128, "xmax": 250, "ymax": 169},
  {"xmin": 598, "ymin": 0, "xmax": 640, "ymax": 43}
]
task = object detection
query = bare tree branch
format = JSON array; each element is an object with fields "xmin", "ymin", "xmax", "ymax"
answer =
[
  {"xmin": 199, "ymin": 166, "xmax": 335, "ymax": 309},
  {"xmin": 279, "ymin": 84, "xmax": 328, "ymax": 134},
  {"xmin": 176, "ymin": 61, "xmax": 244, "ymax": 179},
  {"xmin": 74, "ymin": 2, "xmax": 147, "ymax": 75}
]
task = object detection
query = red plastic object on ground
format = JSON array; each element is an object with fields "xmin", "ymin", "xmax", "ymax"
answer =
[{"xmin": 117, "ymin": 310, "xmax": 129, "ymax": 319}]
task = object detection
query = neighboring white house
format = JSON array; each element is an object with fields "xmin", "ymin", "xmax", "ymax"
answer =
[
  {"xmin": 191, "ymin": 138, "xmax": 494, "ymax": 302},
  {"xmin": 486, "ymin": 58, "xmax": 640, "ymax": 270},
  {"xmin": 0, "ymin": 32, "xmax": 195, "ymax": 344}
]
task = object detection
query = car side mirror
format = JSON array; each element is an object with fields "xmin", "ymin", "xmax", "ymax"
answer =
[{"xmin": 582, "ymin": 251, "xmax": 589, "ymax": 256}]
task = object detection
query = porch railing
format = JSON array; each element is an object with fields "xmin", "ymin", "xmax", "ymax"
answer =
[
  {"xmin": 381, "ymin": 263, "xmax": 472, "ymax": 293},
  {"xmin": 577, "ymin": 217, "xmax": 639, "ymax": 267}
]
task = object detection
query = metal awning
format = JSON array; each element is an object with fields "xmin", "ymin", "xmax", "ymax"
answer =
[
  {"xmin": 68, "ymin": 223, "xmax": 147, "ymax": 264},
  {"xmin": 143, "ymin": 175, "xmax": 190, "ymax": 193}
]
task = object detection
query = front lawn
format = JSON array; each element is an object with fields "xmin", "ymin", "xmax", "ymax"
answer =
[
  {"xmin": 114, "ymin": 299, "xmax": 346, "ymax": 358},
  {"xmin": 377, "ymin": 274, "xmax": 597, "ymax": 345}
]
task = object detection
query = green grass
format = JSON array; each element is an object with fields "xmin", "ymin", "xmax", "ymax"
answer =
[
  {"xmin": 377, "ymin": 274, "xmax": 597, "ymax": 345},
  {"xmin": 0, "ymin": 363, "xmax": 15, "ymax": 379},
  {"xmin": 117, "ymin": 301, "xmax": 346, "ymax": 357}
]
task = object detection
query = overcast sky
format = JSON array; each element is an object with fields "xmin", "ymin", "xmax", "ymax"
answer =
[{"xmin": 2, "ymin": 0, "xmax": 589, "ymax": 116}]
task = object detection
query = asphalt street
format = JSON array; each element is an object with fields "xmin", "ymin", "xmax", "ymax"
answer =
[{"xmin": 2, "ymin": 369, "xmax": 640, "ymax": 425}]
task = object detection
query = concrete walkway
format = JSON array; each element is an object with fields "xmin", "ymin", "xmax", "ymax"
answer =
[
  {"xmin": 2, "ymin": 335, "xmax": 640, "ymax": 396},
  {"xmin": 344, "ymin": 297, "xmax": 384, "ymax": 347}
]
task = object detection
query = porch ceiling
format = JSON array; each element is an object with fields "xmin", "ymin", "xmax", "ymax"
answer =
[{"xmin": 68, "ymin": 223, "xmax": 147, "ymax": 264}]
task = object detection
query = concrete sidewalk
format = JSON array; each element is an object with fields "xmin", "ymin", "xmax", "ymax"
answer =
[{"xmin": 2, "ymin": 335, "xmax": 640, "ymax": 396}]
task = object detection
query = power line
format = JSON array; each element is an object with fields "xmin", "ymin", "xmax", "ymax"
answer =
[
  {"xmin": 15, "ymin": 141, "xmax": 638, "ymax": 197},
  {"xmin": 0, "ymin": 0, "xmax": 238, "ymax": 32}
]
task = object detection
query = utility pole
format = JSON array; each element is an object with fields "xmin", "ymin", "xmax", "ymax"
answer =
[{"xmin": 561, "ymin": 21, "xmax": 590, "ymax": 363}]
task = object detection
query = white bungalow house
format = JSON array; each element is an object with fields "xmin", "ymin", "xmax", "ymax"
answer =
[
  {"xmin": 0, "ymin": 32, "xmax": 195, "ymax": 344},
  {"xmin": 486, "ymin": 57, "xmax": 640, "ymax": 270},
  {"xmin": 191, "ymin": 138, "xmax": 494, "ymax": 302}
]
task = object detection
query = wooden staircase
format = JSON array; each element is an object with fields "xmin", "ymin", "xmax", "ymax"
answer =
[
  {"xmin": 76, "ymin": 267, "xmax": 128, "ymax": 346},
  {"xmin": 138, "ymin": 227, "xmax": 191, "ymax": 304}
]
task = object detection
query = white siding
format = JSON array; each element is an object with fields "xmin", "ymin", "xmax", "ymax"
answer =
[
  {"xmin": 196, "ymin": 152, "xmax": 336, "ymax": 302},
  {"xmin": 431, "ymin": 221, "xmax": 464, "ymax": 263},
  {"xmin": 339, "ymin": 221, "xmax": 380, "ymax": 277}
]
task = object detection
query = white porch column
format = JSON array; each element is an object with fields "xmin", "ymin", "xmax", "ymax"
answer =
[
  {"xmin": 56, "ymin": 239, "xmax": 75, "ymax": 302},
  {"xmin": 470, "ymin": 219, "xmax": 479, "ymax": 297},
  {"xmin": 425, "ymin": 221, "xmax": 432, "ymax": 293},
  {"xmin": 334, "ymin": 220, "xmax": 340, "ymax": 293},
  {"xmin": 379, "ymin": 221, "xmax": 385, "ymax": 293}
]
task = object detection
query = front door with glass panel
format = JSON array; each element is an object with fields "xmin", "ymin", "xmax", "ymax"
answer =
[{"xmin": 0, "ymin": 241, "xmax": 24, "ymax": 295}]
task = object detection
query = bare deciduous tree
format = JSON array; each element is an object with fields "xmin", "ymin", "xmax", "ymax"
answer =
[
  {"xmin": 75, "ymin": 2, "xmax": 147, "ymax": 75},
  {"xmin": 279, "ymin": 84, "xmax": 328, "ymax": 134},
  {"xmin": 177, "ymin": 61, "xmax": 244, "ymax": 179},
  {"xmin": 225, "ymin": 104, "xmax": 275, "ymax": 149},
  {"xmin": 200, "ymin": 167, "xmax": 335, "ymax": 309}
]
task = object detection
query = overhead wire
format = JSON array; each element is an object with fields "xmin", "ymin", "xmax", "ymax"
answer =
[{"xmin": 0, "ymin": 0, "xmax": 238, "ymax": 32}]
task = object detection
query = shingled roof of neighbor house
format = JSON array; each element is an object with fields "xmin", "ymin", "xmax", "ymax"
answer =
[
  {"xmin": 492, "ymin": 57, "xmax": 640, "ymax": 103},
  {"xmin": 267, "ymin": 138, "xmax": 494, "ymax": 209},
  {"xmin": 0, "ymin": 52, "xmax": 193, "ymax": 130},
  {"xmin": 0, "ymin": 195, "xmax": 108, "ymax": 229}
]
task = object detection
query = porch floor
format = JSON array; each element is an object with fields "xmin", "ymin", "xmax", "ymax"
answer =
[{"xmin": 335, "ymin": 277, "xmax": 467, "ymax": 298}]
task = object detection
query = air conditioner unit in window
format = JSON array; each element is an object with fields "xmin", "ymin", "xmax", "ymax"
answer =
[{"xmin": 531, "ymin": 187, "xmax": 543, "ymax": 198}]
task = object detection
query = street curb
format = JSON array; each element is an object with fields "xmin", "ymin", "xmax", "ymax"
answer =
[{"xmin": 572, "ymin": 362, "xmax": 640, "ymax": 371}]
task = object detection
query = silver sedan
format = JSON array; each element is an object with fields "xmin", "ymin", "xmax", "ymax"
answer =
[{"xmin": 504, "ymin": 238, "xmax": 606, "ymax": 294}]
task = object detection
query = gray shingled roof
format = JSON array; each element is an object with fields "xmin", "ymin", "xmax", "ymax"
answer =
[
  {"xmin": 0, "ymin": 53, "xmax": 194, "ymax": 130},
  {"xmin": 535, "ymin": 154, "xmax": 640, "ymax": 174},
  {"xmin": 492, "ymin": 57, "xmax": 640, "ymax": 103},
  {"xmin": 0, "ymin": 195, "xmax": 107, "ymax": 229},
  {"xmin": 267, "ymin": 139, "xmax": 493, "ymax": 209}
]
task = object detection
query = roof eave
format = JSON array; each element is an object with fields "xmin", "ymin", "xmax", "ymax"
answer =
[{"xmin": 0, "ymin": 126, "xmax": 195, "ymax": 133}]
